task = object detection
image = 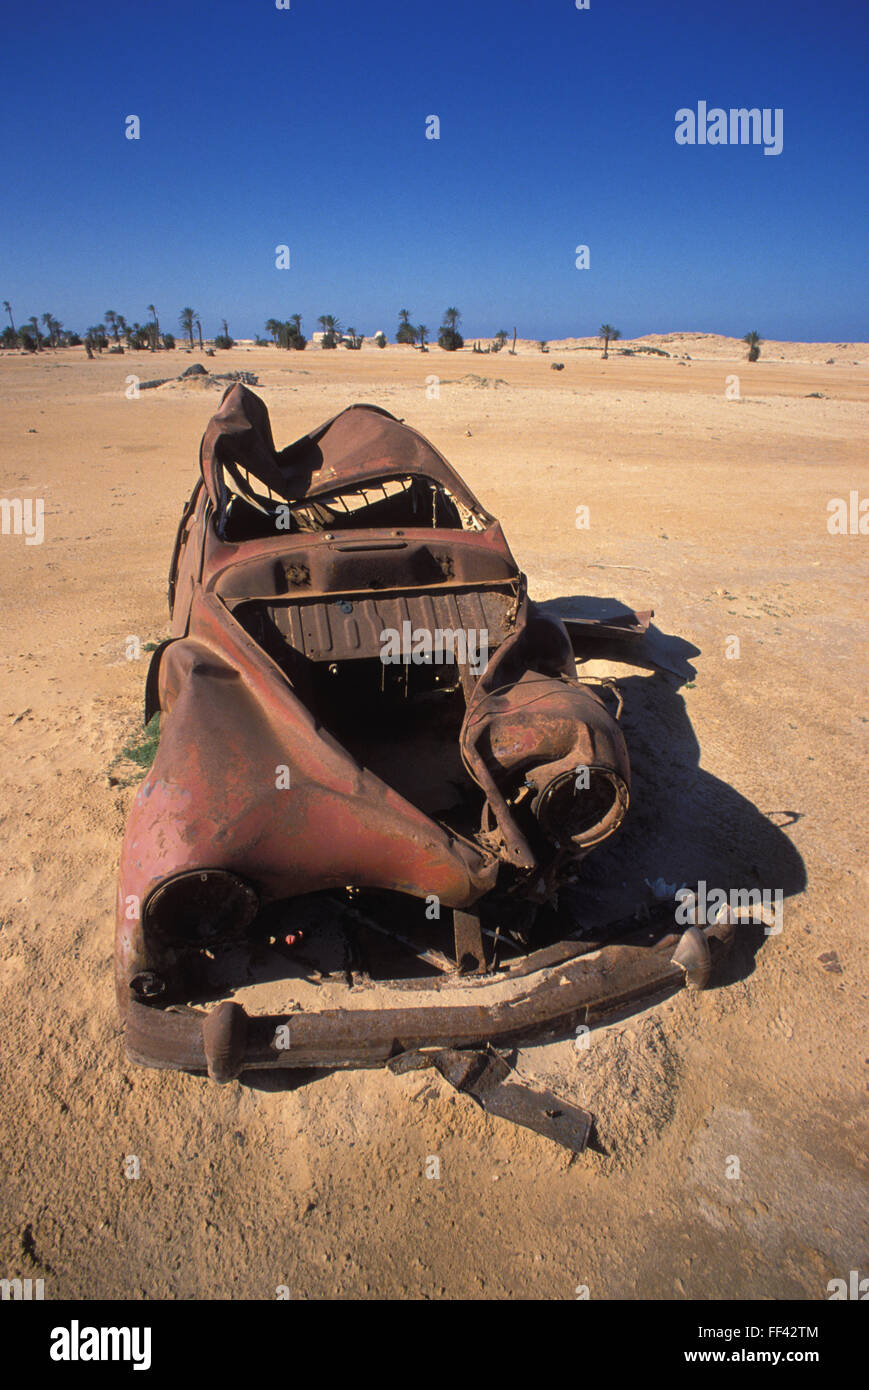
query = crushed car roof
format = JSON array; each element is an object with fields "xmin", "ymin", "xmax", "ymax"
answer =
[{"xmin": 200, "ymin": 387, "xmax": 490, "ymax": 515}]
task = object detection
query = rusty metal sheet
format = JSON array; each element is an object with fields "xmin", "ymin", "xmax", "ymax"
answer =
[
  {"xmin": 388, "ymin": 1047, "xmax": 593, "ymax": 1152},
  {"xmin": 263, "ymin": 587, "xmax": 515, "ymax": 664},
  {"xmin": 453, "ymin": 908, "xmax": 487, "ymax": 973}
]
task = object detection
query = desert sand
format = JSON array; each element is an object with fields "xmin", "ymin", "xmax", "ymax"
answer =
[{"xmin": 0, "ymin": 335, "xmax": 867, "ymax": 1299}]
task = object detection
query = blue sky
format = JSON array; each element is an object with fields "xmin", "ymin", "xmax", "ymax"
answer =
[{"xmin": 1, "ymin": 0, "xmax": 866, "ymax": 341}]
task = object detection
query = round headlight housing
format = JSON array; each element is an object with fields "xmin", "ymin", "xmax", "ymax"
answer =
[
  {"xmin": 531, "ymin": 768, "xmax": 629, "ymax": 849},
  {"xmin": 145, "ymin": 870, "xmax": 259, "ymax": 945}
]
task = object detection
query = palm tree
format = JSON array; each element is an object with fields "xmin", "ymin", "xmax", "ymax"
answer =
[
  {"xmin": 179, "ymin": 308, "xmax": 196, "ymax": 349},
  {"xmin": 105, "ymin": 310, "xmax": 120, "ymax": 344},
  {"xmin": 42, "ymin": 313, "xmax": 55, "ymax": 347},
  {"xmin": 743, "ymin": 330, "xmax": 761, "ymax": 363},
  {"xmin": 279, "ymin": 316, "xmax": 306, "ymax": 350},
  {"xmin": 396, "ymin": 308, "xmax": 416, "ymax": 344},
  {"xmin": 599, "ymin": 324, "xmax": 620, "ymax": 359},
  {"xmin": 417, "ymin": 324, "xmax": 429, "ymax": 350},
  {"xmin": 194, "ymin": 315, "xmax": 204, "ymax": 350},
  {"xmin": 147, "ymin": 304, "xmax": 160, "ymax": 350},
  {"xmin": 317, "ymin": 314, "xmax": 340, "ymax": 347},
  {"xmin": 28, "ymin": 316, "xmax": 42, "ymax": 350},
  {"xmin": 3, "ymin": 301, "xmax": 15, "ymax": 334},
  {"xmin": 438, "ymin": 307, "xmax": 463, "ymax": 351}
]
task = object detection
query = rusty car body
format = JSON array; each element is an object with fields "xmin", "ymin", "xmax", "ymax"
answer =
[{"xmin": 115, "ymin": 386, "xmax": 732, "ymax": 1137}]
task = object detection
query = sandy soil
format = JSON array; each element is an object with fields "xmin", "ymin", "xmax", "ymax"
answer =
[{"xmin": 1, "ymin": 337, "xmax": 867, "ymax": 1300}]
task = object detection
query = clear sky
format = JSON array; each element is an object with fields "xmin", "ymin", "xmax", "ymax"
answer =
[{"xmin": 2, "ymin": 0, "xmax": 866, "ymax": 342}]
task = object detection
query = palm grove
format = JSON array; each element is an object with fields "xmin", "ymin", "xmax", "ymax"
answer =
[
  {"xmin": 0, "ymin": 304, "xmax": 468, "ymax": 354},
  {"xmin": 0, "ymin": 302, "xmax": 764, "ymax": 361}
]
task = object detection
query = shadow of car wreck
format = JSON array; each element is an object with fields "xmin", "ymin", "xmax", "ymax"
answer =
[{"xmin": 543, "ymin": 594, "xmax": 807, "ymax": 990}]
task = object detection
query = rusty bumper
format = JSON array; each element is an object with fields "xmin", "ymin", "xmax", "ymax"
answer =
[{"xmin": 123, "ymin": 917, "xmax": 734, "ymax": 1083}]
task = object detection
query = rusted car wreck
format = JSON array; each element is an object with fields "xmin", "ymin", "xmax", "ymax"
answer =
[{"xmin": 116, "ymin": 385, "xmax": 732, "ymax": 1148}]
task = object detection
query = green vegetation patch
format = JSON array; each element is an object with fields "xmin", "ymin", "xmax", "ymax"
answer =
[{"xmin": 121, "ymin": 713, "xmax": 161, "ymax": 771}]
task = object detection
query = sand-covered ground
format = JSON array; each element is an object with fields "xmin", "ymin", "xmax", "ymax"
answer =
[{"xmin": 1, "ymin": 337, "xmax": 867, "ymax": 1299}]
